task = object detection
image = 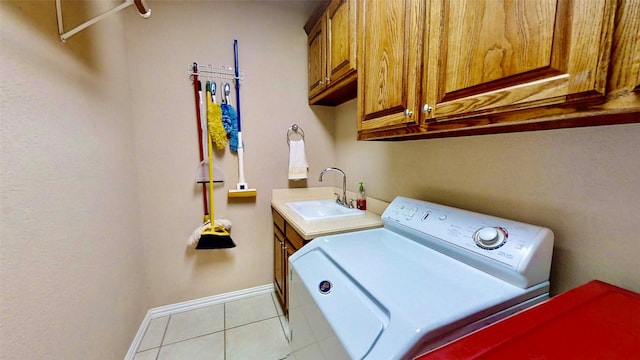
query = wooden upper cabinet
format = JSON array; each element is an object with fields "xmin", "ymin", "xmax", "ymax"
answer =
[
  {"xmin": 423, "ymin": 0, "xmax": 616, "ymax": 125},
  {"xmin": 306, "ymin": 0, "xmax": 357, "ymax": 105},
  {"xmin": 307, "ymin": 18, "xmax": 327, "ymax": 100},
  {"xmin": 327, "ymin": 0, "xmax": 357, "ymax": 85},
  {"xmin": 618, "ymin": 0, "xmax": 640, "ymax": 93},
  {"xmin": 357, "ymin": 0, "xmax": 638, "ymax": 140},
  {"xmin": 357, "ymin": 0, "xmax": 425, "ymax": 132}
]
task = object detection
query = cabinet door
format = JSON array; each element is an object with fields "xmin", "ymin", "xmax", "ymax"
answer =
[
  {"xmin": 423, "ymin": 0, "xmax": 616, "ymax": 126},
  {"xmin": 327, "ymin": 0, "xmax": 357, "ymax": 85},
  {"xmin": 284, "ymin": 242, "xmax": 295, "ymax": 314},
  {"xmin": 273, "ymin": 227, "xmax": 285, "ymax": 308},
  {"xmin": 308, "ymin": 17, "xmax": 327, "ymax": 99},
  {"xmin": 357, "ymin": 0, "xmax": 426, "ymax": 133}
]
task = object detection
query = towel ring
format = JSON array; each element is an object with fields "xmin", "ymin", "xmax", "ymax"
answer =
[{"xmin": 287, "ymin": 124, "xmax": 305, "ymax": 145}]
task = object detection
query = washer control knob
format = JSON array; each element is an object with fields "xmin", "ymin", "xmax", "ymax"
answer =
[{"xmin": 474, "ymin": 227, "xmax": 506, "ymax": 249}]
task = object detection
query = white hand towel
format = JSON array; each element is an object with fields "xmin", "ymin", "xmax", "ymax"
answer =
[{"xmin": 288, "ymin": 139, "xmax": 309, "ymax": 180}]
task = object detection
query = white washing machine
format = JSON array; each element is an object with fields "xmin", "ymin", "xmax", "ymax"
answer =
[{"xmin": 288, "ymin": 196, "xmax": 554, "ymax": 360}]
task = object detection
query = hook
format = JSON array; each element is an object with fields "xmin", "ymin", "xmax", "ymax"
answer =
[
  {"xmin": 210, "ymin": 81, "xmax": 217, "ymax": 103},
  {"xmin": 223, "ymin": 83, "xmax": 231, "ymax": 104}
]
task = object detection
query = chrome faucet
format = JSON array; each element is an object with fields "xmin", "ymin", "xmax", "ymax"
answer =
[{"xmin": 318, "ymin": 167, "xmax": 349, "ymax": 208}]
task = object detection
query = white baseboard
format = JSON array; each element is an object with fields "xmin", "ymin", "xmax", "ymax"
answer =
[{"xmin": 124, "ymin": 283, "xmax": 275, "ymax": 360}]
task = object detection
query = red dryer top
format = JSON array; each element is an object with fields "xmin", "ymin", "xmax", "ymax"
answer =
[{"xmin": 416, "ymin": 280, "xmax": 640, "ymax": 359}]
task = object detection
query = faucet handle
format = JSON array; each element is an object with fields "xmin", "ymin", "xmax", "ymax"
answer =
[
  {"xmin": 334, "ymin": 193, "xmax": 342, "ymax": 203},
  {"xmin": 349, "ymin": 199, "xmax": 355, "ymax": 208}
]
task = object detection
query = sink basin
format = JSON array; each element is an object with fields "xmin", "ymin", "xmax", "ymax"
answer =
[{"xmin": 286, "ymin": 199, "xmax": 365, "ymax": 221}]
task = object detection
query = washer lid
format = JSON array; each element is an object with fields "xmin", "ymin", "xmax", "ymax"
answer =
[{"xmin": 293, "ymin": 249, "xmax": 385, "ymax": 359}]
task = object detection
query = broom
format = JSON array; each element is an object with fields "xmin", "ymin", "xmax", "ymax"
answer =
[{"xmin": 196, "ymin": 93, "xmax": 236, "ymax": 250}]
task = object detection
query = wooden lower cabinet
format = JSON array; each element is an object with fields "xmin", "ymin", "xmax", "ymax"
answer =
[
  {"xmin": 273, "ymin": 225, "xmax": 286, "ymax": 307},
  {"xmin": 272, "ymin": 208, "xmax": 311, "ymax": 314}
]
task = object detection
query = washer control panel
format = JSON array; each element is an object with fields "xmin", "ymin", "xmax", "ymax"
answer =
[{"xmin": 382, "ymin": 196, "xmax": 553, "ymax": 278}]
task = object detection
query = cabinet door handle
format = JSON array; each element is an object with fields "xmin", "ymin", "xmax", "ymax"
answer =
[
  {"xmin": 422, "ymin": 104, "xmax": 433, "ymax": 113},
  {"xmin": 404, "ymin": 109, "xmax": 413, "ymax": 117}
]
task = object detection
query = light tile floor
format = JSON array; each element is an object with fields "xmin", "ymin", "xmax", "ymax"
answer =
[{"xmin": 133, "ymin": 292, "xmax": 291, "ymax": 360}]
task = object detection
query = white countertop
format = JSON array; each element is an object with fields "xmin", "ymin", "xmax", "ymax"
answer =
[{"xmin": 271, "ymin": 187, "xmax": 387, "ymax": 240}]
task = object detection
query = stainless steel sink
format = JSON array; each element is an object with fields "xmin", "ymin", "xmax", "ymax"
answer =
[{"xmin": 286, "ymin": 199, "xmax": 365, "ymax": 221}]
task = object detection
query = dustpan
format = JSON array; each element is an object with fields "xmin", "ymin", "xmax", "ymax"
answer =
[{"xmin": 195, "ymin": 160, "xmax": 224, "ymax": 184}]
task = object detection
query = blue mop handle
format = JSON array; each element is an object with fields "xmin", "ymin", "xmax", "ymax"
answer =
[{"xmin": 233, "ymin": 39, "xmax": 241, "ymax": 133}]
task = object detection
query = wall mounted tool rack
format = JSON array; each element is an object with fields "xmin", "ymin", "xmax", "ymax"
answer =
[{"xmin": 187, "ymin": 64, "xmax": 244, "ymax": 82}]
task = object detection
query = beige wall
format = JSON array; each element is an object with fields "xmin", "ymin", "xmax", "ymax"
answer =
[
  {"xmin": 123, "ymin": 1, "xmax": 334, "ymax": 307},
  {"xmin": 3, "ymin": 1, "xmax": 636, "ymax": 358},
  {"xmin": 1, "ymin": 1, "xmax": 146, "ymax": 359},
  {"xmin": 1, "ymin": 1, "xmax": 333, "ymax": 358},
  {"xmin": 334, "ymin": 100, "xmax": 640, "ymax": 295}
]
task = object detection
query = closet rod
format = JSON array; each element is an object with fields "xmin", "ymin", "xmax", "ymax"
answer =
[{"xmin": 55, "ymin": 0, "xmax": 150, "ymax": 43}]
